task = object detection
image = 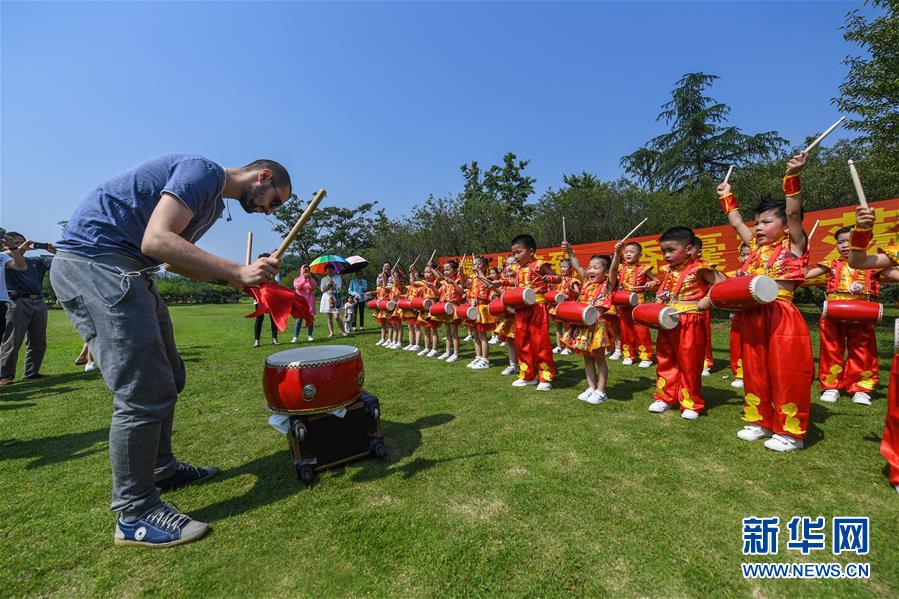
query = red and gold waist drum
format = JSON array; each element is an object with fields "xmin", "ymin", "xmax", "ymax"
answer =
[
  {"xmin": 396, "ymin": 299, "xmax": 414, "ymax": 311},
  {"xmin": 554, "ymin": 301, "xmax": 598, "ymax": 326},
  {"xmin": 376, "ymin": 299, "xmax": 396, "ymax": 312},
  {"xmin": 822, "ymin": 300, "xmax": 883, "ymax": 323},
  {"xmin": 366, "ymin": 299, "xmax": 378, "ymax": 310},
  {"xmin": 632, "ymin": 303, "xmax": 680, "ymax": 330},
  {"xmin": 263, "ymin": 346, "xmax": 364, "ymax": 415},
  {"xmin": 611, "ymin": 290, "xmax": 638, "ymax": 306},
  {"xmin": 463, "ymin": 305, "xmax": 479, "ymax": 320},
  {"xmin": 429, "ymin": 301, "xmax": 457, "ymax": 317},
  {"xmin": 410, "ymin": 297, "xmax": 433, "ymax": 311},
  {"xmin": 502, "ymin": 287, "xmax": 537, "ymax": 308},
  {"xmin": 710, "ymin": 275, "xmax": 778, "ymax": 311},
  {"xmin": 548, "ymin": 291, "xmax": 568, "ymax": 304},
  {"xmin": 488, "ymin": 297, "xmax": 507, "ymax": 316}
]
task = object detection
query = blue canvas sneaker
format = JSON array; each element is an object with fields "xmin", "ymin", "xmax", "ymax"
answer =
[
  {"xmin": 156, "ymin": 461, "xmax": 220, "ymax": 492},
  {"xmin": 114, "ymin": 503, "xmax": 208, "ymax": 547}
]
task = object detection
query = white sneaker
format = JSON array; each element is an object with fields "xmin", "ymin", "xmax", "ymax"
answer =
[
  {"xmin": 621, "ymin": 358, "xmax": 634, "ymax": 366},
  {"xmin": 307, "ymin": 336, "xmax": 314, "ymax": 342},
  {"xmin": 585, "ymin": 390, "xmax": 606, "ymax": 404},
  {"xmin": 410, "ymin": 345, "xmax": 421, "ymax": 352},
  {"xmin": 638, "ymin": 360, "xmax": 653, "ymax": 368},
  {"xmin": 536, "ymin": 382, "xmax": 552, "ymax": 392},
  {"xmin": 648, "ymin": 400, "xmax": 673, "ymax": 413},
  {"xmin": 512, "ymin": 378, "xmax": 538, "ymax": 387},
  {"xmin": 417, "ymin": 348, "xmax": 429, "ymax": 356},
  {"xmin": 577, "ymin": 388, "xmax": 594, "ymax": 401},
  {"xmin": 701, "ymin": 368, "xmax": 711, "ymax": 377},
  {"xmin": 681, "ymin": 409, "xmax": 699, "ymax": 420},
  {"xmin": 437, "ymin": 352, "xmax": 450, "ymax": 360},
  {"xmin": 764, "ymin": 434, "xmax": 804, "ymax": 452},
  {"xmin": 552, "ymin": 346, "xmax": 562, "ymax": 354},
  {"xmin": 84, "ymin": 362, "xmax": 96, "ymax": 372},
  {"xmin": 488, "ymin": 336, "xmax": 499, "ymax": 345},
  {"xmin": 851, "ymin": 392, "xmax": 872, "ymax": 406},
  {"xmin": 446, "ymin": 354, "xmax": 460, "ymax": 363},
  {"xmin": 560, "ymin": 348, "xmax": 572, "ymax": 356},
  {"xmin": 253, "ymin": 340, "xmax": 260, "ymax": 347},
  {"xmin": 272, "ymin": 338, "xmax": 280, "ymax": 346},
  {"xmin": 426, "ymin": 350, "xmax": 439, "ymax": 358},
  {"xmin": 375, "ymin": 339, "xmax": 384, "ymax": 346},
  {"xmin": 291, "ymin": 336, "xmax": 298, "ymax": 343},
  {"xmin": 499, "ymin": 341, "xmax": 508, "ymax": 347},
  {"xmin": 820, "ymin": 389, "xmax": 839, "ymax": 403},
  {"xmin": 608, "ymin": 350, "xmax": 622, "ymax": 361},
  {"xmin": 500, "ymin": 365, "xmax": 517, "ymax": 376},
  {"xmin": 463, "ymin": 335, "xmax": 473, "ymax": 342},
  {"xmin": 730, "ymin": 379, "xmax": 744, "ymax": 388},
  {"xmin": 466, "ymin": 359, "xmax": 478, "ymax": 368},
  {"xmin": 472, "ymin": 360, "xmax": 489, "ymax": 370},
  {"xmin": 737, "ymin": 424, "xmax": 773, "ymax": 441}
]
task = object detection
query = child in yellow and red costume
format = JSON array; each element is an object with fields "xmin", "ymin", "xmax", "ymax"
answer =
[
  {"xmin": 848, "ymin": 205, "xmax": 899, "ymax": 492},
  {"xmin": 548, "ymin": 258, "xmax": 581, "ymax": 356},
  {"xmin": 433, "ymin": 259, "xmax": 466, "ymax": 363},
  {"xmin": 507, "ymin": 234, "xmax": 557, "ymax": 390},
  {"xmin": 373, "ymin": 265, "xmax": 392, "ymax": 347},
  {"xmin": 726, "ymin": 243, "xmax": 752, "ymax": 388},
  {"xmin": 717, "ymin": 152, "xmax": 815, "ymax": 451},
  {"xmin": 647, "ymin": 227, "xmax": 723, "ymax": 420},
  {"xmin": 616, "ymin": 241, "xmax": 658, "ymax": 368},
  {"xmin": 403, "ymin": 268, "xmax": 425, "ymax": 353},
  {"xmin": 561, "ymin": 240, "xmax": 623, "ymax": 405},
  {"xmin": 465, "ymin": 256, "xmax": 498, "ymax": 369},
  {"xmin": 387, "ymin": 269, "xmax": 406, "ymax": 349},
  {"xmin": 805, "ymin": 226, "xmax": 882, "ymax": 406},
  {"xmin": 416, "ymin": 264, "xmax": 442, "ymax": 358},
  {"xmin": 491, "ymin": 257, "xmax": 520, "ymax": 376}
]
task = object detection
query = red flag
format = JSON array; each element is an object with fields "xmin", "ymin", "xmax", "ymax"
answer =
[{"xmin": 244, "ymin": 283, "xmax": 314, "ymax": 332}]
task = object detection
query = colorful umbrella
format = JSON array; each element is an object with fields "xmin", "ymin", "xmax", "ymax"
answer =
[
  {"xmin": 340, "ymin": 255, "xmax": 369, "ymax": 274},
  {"xmin": 309, "ymin": 255, "xmax": 349, "ymax": 275}
]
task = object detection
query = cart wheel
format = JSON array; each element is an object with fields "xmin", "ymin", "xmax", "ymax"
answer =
[
  {"xmin": 371, "ymin": 439, "xmax": 386, "ymax": 459},
  {"xmin": 299, "ymin": 465, "xmax": 314, "ymax": 485},
  {"xmin": 291, "ymin": 420, "xmax": 306, "ymax": 442}
]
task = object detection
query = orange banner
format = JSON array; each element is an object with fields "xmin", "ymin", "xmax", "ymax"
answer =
[{"xmin": 441, "ymin": 199, "xmax": 898, "ymax": 276}]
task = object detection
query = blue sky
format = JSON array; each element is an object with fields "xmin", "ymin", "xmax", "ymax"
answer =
[{"xmin": 1, "ymin": 1, "xmax": 875, "ymax": 263}]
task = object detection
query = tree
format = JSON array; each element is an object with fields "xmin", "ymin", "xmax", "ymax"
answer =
[
  {"xmin": 461, "ymin": 151, "xmax": 536, "ymax": 220},
  {"xmin": 271, "ymin": 199, "xmax": 377, "ymax": 264},
  {"xmin": 833, "ymin": 0, "xmax": 898, "ymax": 164},
  {"xmin": 621, "ymin": 73, "xmax": 787, "ymax": 191}
]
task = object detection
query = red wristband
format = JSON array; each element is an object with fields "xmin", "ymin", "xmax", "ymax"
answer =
[
  {"xmin": 783, "ymin": 174, "xmax": 801, "ymax": 197},
  {"xmin": 718, "ymin": 193, "xmax": 739, "ymax": 214},
  {"xmin": 849, "ymin": 226, "xmax": 873, "ymax": 250}
]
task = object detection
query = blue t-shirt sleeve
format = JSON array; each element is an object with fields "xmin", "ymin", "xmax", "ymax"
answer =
[
  {"xmin": 162, "ymin": 159, "xmax": 222, "ymax": 216},
  {"xmin": 0, "ymin": 254, "xmax": 11, "ymax": 268}
]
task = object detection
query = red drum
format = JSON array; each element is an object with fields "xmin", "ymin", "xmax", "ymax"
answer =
[
  {"xmin": 429, "ymin": 302, "xmax": 456, "ymax": 317},
  {"xmin": 548, "ymin": 291, "xmax": 568, "ymax": 304},
  {"xmin": 263, "ymin": 346, "xmax": 364, "ymax": 415},
  {"xmin": 463, "ymin": 305, "xmax": 479, "ymax": 320},
  {"xmin": 710, "ymin": 275, "xmax": 778, "ymax": 311},
  {"xmin": 488, "ymin": 297, "xmax": 507, "ymax": 316},
  {"xmin": 554, "ymin": 301, "xmax": 598, "ymax": 326},
  {"xmin": 410, "ymin": 297, "xmax": 433, "ymax": 311},
  {"xmin": 376, "ymin": 299, "xmax": 396, "ymax": 312},
  {"xmin": 366, "ymin": 299, "xmax": 378, "ymax": 310},
  {"xmin": 397, "ymin": 299, "xmax": 414, "ymax": 310},
  {"xmin": 611, "ymin": 290, "xmax": 638, "ymax": 306},
  {"xmin": 632, "ymin": 303, "xmax": 680, "ymax": 330},
  {"xmin": 502, "ymin": 287, "xmax": 537, "ymax": 308},
  {"xmin": 894, "ymin": 318, "xmax": 898, "ymax": 354},
  {"xmin": 822, "ymin": 300, "xmax": 883, "ymax": 324}
]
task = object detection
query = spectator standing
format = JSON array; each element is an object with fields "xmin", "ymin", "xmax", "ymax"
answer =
[
  {"xmin": 0, "ymin": 233, "xmax": 54, "ymax": 385},
  {"xmin": 0, "ymin": 234, "xmax": 28, "ymax": 342},
  {"xmin": 347, "ymin": 270, "xmax": 369, "ymax": 330},
  {"xmin": 319, "ymin": 264, "xmax": 342, "ymax": 337},
  {"xmin": 291, "ymin": 264, "xmax": 317, "ymax": 342}
]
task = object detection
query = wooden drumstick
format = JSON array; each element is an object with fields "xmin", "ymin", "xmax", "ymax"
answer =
[
  {"xmin": 723, "ymin": 165, "xmax": 734, "ymax": 185},
  {"xmin": 409, "ymin": 254, "xmax": 421, "ymax": 270},
  {"xmin": 562, "ymin": 216, "xmax": 567, "ymax": 244},
  {"xmin": 245, "ymin": 232, "xmax": 253, "ymax": 266},
  {"xmin": 848, "ymin": 160, "xmax": 869, "ymax": 209},
  {"xmin": 670, "ymin": 307, "xmax": 698, "ymax": 316},
  {"xmin": 621, "ymin": 218, "xmax": 649, "ymax": 243},
  {"xmin": 427, "ymin": 249, "xmax": 437, "ymax": 266},
  {"xmin": 807, "ymin": 219, "xmax": 820, "ymax": 245},
  {"xmin": 392, "ymin": 256, "xmax": 402, "ymax": 272},
  {"xmin": 803, "ymin": 116, "xmax": 846, "ymax": 154},
  {"xmin": 272, "ymin": 189, "xmax": 326, "ymax": 260}
]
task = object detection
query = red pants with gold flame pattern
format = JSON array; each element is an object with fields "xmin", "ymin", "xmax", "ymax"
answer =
[
  {"xmin": 618, "ymin": 304, "xmax": 654, "ymax": 362},
  {"xmin": 653, "ymin": 313, "xmax": 707, "ymax": 412},
  {"xmin": 514, "ymin": 303, "xmax": 555, "ymax": 382},
  {"xmin": 817, "ymin": 318, "xmax": 878, "ymax": 394}
]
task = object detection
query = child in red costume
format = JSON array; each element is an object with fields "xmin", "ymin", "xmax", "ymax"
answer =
[
  {"xmin": 548, "ymin": 258, "xmax": 581, "ymax": 356},
  {"xmin": 718, "ymin": 152, "xmax": 814, "ymax": 452},
  {"xmin": 617, "ymin": 242, "xmax": 658, "ymax": 368},
  {"xmin": 647, "ymin": 227, "xmax": 723, "ymax": 420},
  {"xmin": 465, "ymin": 256, "xmax": 498, "ymax": 369},
  {"xmin": 562, "ymin": 240, "xmax": 622, "ymax": 405},
  {"xmin": 848, "ymin": 206, "xmax": 899, "ymax": 492},
  {"xmin": 805, "ymin": 226, "xmax": 882, "ymax": 405},
  {"xmin": 416, "ymin": 265, "xmax": 441, "ymax": 358},
  {"xmin": 508, "ymin": 234, "xmax": 557, "ymax": 391},
  {"xmin": 373, "ymin": 273, "xmax": 390, "ymax": 346},
  {"xmin": 726, "ymin": 243, "xmax": 752, "ymax": 389},
  {"xmin": 433, "ymin": 259, "xmax": 466, "ymax": 363}
]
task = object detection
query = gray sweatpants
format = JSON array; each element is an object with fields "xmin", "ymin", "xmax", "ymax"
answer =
[
  {"xmin": 50, "ymin": 251, "xmax": 183, "ymax": 518},
  {"xmin": 0, "ymin": 297, "xmax": 48, "ymax": 379}
]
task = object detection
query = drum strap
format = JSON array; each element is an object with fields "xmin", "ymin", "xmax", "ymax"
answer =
[{"xmin": 661, "ymin": 261, "xmax": 697, "ymax": 304}]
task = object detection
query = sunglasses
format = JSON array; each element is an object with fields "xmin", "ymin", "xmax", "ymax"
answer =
[{"xmin": 268, "ymin": 181, "xmax": 297, "ymax": 210}]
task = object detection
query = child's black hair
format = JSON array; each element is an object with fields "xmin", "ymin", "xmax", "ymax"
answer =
[
  {"xmin": 446, "ymin": 259, "xmax": 459, "ymax": 270},
  {"xmin": 559, "ymin": 258, "xmax": 572, "ymax": 267},
  {"xmin": 693, "ymin": 237, "xmax": 704, "ymax": 250},
  {"xmin": 739, "ymin": 242, "xmax": 750, "ymax": 251},
  {"xmin": 511, "ymin": 234, "xmax": 537, "ymax": 251},
  {"xmin": 659, "ymin": 226, "xmax": 696, "ymax": 246},
  {"xmin": 754, "ymin": 195, "xmax": 803, "ymax": 223},
  {"xmin": 835, "ymin": 225, "xmax": 853, "ymax": 239},
  {"xmin": 624, "ymin": 241, "xmax": 643, "ymax": 252},
  {"xmin": 589, "ymin": 254, "xmax": 612, "ymax": 269}
]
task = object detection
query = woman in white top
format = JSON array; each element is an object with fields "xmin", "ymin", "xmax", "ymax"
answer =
[{"xmin": 319, "ymin": 264, "xmax": 343, "ymax": 337}]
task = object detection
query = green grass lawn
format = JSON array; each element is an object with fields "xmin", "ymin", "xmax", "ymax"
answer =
[{"xmin": 1, "ymin": 304, "xmax": 897, "ymax": 597}]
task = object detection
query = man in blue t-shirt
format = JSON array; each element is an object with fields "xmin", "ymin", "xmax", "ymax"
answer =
[
  {"xmin": 0, "ymin": 234, "xmax": 29, "ymax": 344},
  {"xmin": 51, "ymin": 155, "xmax": 295, "ymax": 548}
]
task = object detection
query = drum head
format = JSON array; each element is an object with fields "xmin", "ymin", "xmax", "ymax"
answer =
[
  {"xmin": 659, "ymin": 308, "xmax": 680, "ymax": 330},
  {"xmin": 750, "ymin": 276, "xmax": 779, "ymax": 304},
  {"xmin": 522, "ymin": 288, "xmax": 536, "ymax": 304},
  {"xmin": 266, "ymin": 345, "xmax": 359, "ymax": 368},
  {"xmin": 582, "ymin": 305, "xmax": 599, "ymax": 326}
]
